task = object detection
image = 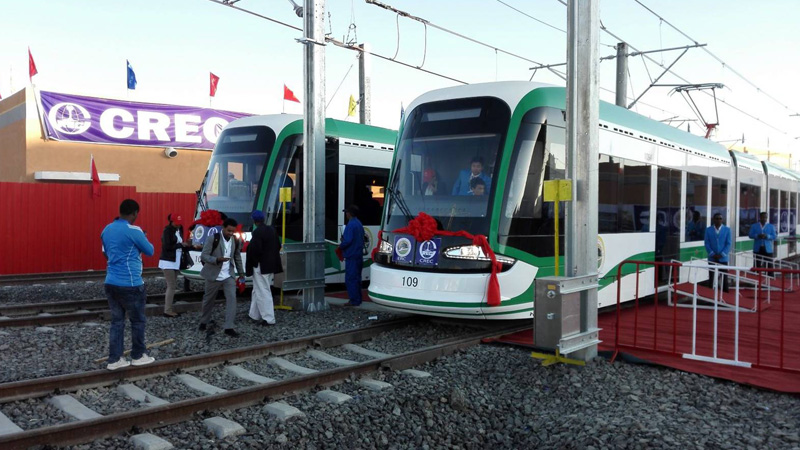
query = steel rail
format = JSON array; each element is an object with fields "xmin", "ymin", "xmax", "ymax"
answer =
[
  {"xmin": 0, "ymin": 268, "xmax": 162, "ymax": 286},
  {"xmin": 0, "ymin": 321, "xmax": 529, "ymax": 449},
  {"xmin": 0, "ymin": 317, "xmax": 417, "ymax": 403},
  {"xmin": 0, "ymin": 292, "xmax": 204, "ymax": 317}
]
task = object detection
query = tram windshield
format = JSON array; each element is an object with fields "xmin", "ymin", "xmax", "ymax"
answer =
[
  {"xmin": 201, "ymin": 125, "xmax": 275, "ymax": 229},
  {"xmin": 383, "ymin": 97, "xmax": 510, "ymax": 235}
]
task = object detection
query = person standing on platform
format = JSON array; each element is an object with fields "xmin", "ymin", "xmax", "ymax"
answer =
[
  {"xmin": 199, "ymin": 218, "xmax": 245, "ymax": 337},
  {"xmin": 246, "ymin": 210, "xmax": 283, "ymax": 326},
  {"xmin": 704, "ymin": 213, "xmax": 731, "ymax": 292},
  {"xmin": 158, "ymin": 213, "xmax": 190, "ymax": 317},
  {"xmin": 100, "ymin": 199, "xmax": 156, "ymax": 370},
  {"xmin": 340, "ymin": 205, "xmax": 364, "ymax": 306},
  {"xmin": 749, "ymin": 211, "xmax": 777, "ymax": 273}
]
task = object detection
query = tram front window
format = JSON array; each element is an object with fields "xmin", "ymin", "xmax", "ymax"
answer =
[
  {"xmin": 202, "ymin": 126, "xmax": 275, "ymax": 229},
  {"xmin": 383, "ymin": 97, "xmax": 510, "ymax": 235}
]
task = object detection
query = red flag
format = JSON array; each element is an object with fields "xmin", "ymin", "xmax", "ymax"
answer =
[
  {"xmin": 28, "ymin": 48, "xmax": 38, "ymax": 81},
  {"xmin": 90, "ymin": 155, "xmax": 101, "ymax": 199},
  {"xmin": 283, "ymin": 84, "xmax": 300, "ymax": 103},
  {"xmin": 210, "ymin": 72, "xmax": 220, "ymax": 97}
]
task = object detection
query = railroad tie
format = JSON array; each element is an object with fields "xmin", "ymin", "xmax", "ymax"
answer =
[
  {"xmin": 117, "ymin": 384, "xmax": 170, "ymax": 407},
  {"xmin": 0, "ymin": 410, "xmax": 23, "ymax": 436},
  {"xmin": 306, "ymin": 349, "xmax": 358, "ymax": 366},
  {"xmin": 130, "ymin": 433, "xmax": 174, "ymax": 450},
  {"xmin": 267, "ymin": 357, "xmax": 318, "ymax": 375},
  {"xmin": 174, "ymin": 374, "xmax": 228, "ymax": 395},
  {"xmin": 225, "ymin": 365, "xmax": 276, "ymax": 384},
  {"xmin": 46, "ymin": 394, "xmax": 102, "ymax": 421},
  {"xmin": 203, "ymin": 417, "xmax": 246, "ymax": 439},
  {"xmin": 341, "ymin": 344, "xmax": 391, "ymax": 358}
]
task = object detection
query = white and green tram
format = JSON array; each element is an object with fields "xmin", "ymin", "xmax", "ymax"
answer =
[
  {"xmin": 182, "ymin": 114, "xmax": 397, "ymax": 284},
  {"xmin": 369, "ymin": 81, "xmax": 800, "ymax": 320}
]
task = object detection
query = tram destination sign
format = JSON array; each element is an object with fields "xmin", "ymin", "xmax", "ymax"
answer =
[{"xmin": 39, "ymin": 91, "xmax": 251, "ymax": 150}]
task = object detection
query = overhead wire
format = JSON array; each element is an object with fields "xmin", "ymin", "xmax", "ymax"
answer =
[
  {"xmin": 633, "ymin": 0, "xmax": 800, "ymax": 116},
  {"xmin": 326, "ymin": 56, "xmax": 357, "ymax": 110}
]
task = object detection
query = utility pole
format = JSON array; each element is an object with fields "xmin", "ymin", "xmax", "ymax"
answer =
[
  {"xmin": 565, "ymin": 0, "xmax": 600, "ymax": 361},
  {"xmin": 358, "ymin": 43, "xmax": 371, "ymax": 125},
  {"xmin": 301, "ymin": 0, "xmax": 326, "ymax": 311},
  {"xmin": 615, "ymin": 42, "xmax": 628, "ymax": 107}
]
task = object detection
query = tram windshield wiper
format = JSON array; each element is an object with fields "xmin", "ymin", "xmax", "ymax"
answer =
[{"xmin": 387, "ymin": 160, "xmax": 414, "ymax": 223}]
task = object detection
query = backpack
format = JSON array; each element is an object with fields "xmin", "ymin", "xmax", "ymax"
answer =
[{"xmin": 200, "ymin": 233, "xmax": 238, "ymax": 265}]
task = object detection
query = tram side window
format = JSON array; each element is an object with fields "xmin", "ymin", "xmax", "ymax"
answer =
[
  {"xmin": 770, "ymin": 188, "xmax": 779, "ymax": 231},
  {"xmin": 780, "ymin": 190, "xmax": 789, "ymax": 233},
  {"xmin": 598, "ymin": 155, "xmax": 652, "ymax": 234},
  {"xmin": 685, "ymin": 174, "xmax": 708, "ymax": 242},
  {"xmin": 498, "ymin": 121, "xmax": 566, "ymax": 257},
  {"xmin": 344, "ymin": 165, "xmax": 389, "ymax": 228},
  {"xmin": 711, "ymin": 177, "xmax": 728, "ymax": 229},
  {"xmin": 792, "ymin": 193, "xmax": 798, "ymax": 235},
  {"xmin": 738, "ymin": 183, "xmax": 760, "ymax": 237}
]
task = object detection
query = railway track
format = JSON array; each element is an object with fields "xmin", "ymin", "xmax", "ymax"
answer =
[
  {"xmin": 0, "ymin": 318, "xmax": 530, "ymax": 449},
  {"xmin": 0, "ymin": 291, "xmax": 206, "ymax": 328},
  {"xmin": 0, "ymin": 268, "xmax": 162, "ymax": 286}
]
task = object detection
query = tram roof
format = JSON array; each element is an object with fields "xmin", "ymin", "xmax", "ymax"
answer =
[
  {"xmin": 406, "ymin": 81, "xmax": 731, "ymax": 162},
  {"xmin": 225, "ymin": 114, "xmax": 397, "ymax": 145},
  {"xmin": 763, "ymin": 160, "xmax": 798, "ymax": 181},
  {"xmin": 730, "ymin": 150, "xmax": 766, "ymax": 173}
]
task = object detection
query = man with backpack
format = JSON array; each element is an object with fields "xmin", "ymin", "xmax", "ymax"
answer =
[{"xmin": 199, "ymin": 218, "xmax": 245, "ymax": 337}]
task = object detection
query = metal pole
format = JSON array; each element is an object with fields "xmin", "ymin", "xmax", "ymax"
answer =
[
  {"xmin": 358, "ymin": 43, "xmax": 371, "ymax": 125},
  {"xmin": 302, "ymin": 0, "xmax": 326, "ymax": 311},
  {"xmin": 565, "ymin": 0, "xmax": 599, "ymax": 361},
  {"xmin": 615, "ymin": 42, "xmax": 627, "ymax": 107}
]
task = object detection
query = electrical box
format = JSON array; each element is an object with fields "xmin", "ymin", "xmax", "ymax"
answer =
[{"xmin": 534, "ymin": 275, "xmax": 601, "ymax": 355}]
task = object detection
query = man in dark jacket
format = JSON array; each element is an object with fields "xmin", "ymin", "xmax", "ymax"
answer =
[
  {"xmin": 340, "ymin": 205, "xmax": 365, "ymax": 306},
  {"xmin": 246, "ymin": 210, "xmax": 283, "ymax": 325}
]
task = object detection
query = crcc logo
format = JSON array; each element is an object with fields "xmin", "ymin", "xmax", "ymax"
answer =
[{"xmin": 48, "ymin": 102, "xmax": 92, "ymax": 135}]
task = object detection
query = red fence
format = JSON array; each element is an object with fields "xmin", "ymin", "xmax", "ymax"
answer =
[{"xmin": 0, "ymin": 182, "xmax": 196, "ymax": 275}]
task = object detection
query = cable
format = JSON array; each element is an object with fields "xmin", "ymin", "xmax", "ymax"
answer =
[
  {"xmin": 205, "ymin": 0, "xmax": 467, "ymax": 84},
  {"xmin": 633, "ymin": 0, "xmax": 799, "ymax": 116},
  {"xmin": 326, "ymin": 57, "xmax": 357, "ymax": 110}
]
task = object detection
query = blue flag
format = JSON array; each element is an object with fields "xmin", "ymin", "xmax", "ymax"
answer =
[
  {"xmin": 126, "ymin": 60, "xmax": 137, "ymax": 90},
  {"xmin": 400, "ymin": 102, "xmax": 405, "ymax": 123}
]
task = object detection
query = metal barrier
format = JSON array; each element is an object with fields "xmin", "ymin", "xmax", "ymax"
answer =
[
  {"xmin": 736, "ymin": 251, "xmax": 799, "ymax": 292},
  {"xmin": 612, "ymin": 260, "xmax": 799, "ymax": 375}
]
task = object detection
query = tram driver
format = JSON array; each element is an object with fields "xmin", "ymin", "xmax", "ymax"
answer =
[{"xmin": 452, "ymin": 156, "xmax": 491, "ymax": 196}]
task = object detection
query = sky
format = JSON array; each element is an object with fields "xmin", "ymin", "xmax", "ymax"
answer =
[{"xmin": 2, "ymin": 0, "xmax": 799, "ymax": 164}]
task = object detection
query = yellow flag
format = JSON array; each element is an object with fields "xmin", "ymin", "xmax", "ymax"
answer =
[{"xmin": 348, "ymin": 95, "xmax": 357, "ymax": 117}]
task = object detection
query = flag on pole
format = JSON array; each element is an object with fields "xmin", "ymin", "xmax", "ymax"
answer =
[
  {"xmin": 348, "ymin": 95, "xmax": 357, "ymax": 117},
  {"xmin": 126, "ymin": 60, "xmax": 137, "ymax": 90},
  {"xmin": 400, "ymin": 102, "xmax": 405, "ymax": 122},
  {"xmin": 28, "ymin": 48, "xmax": 38, "ymax": 81},
  {"xmin": 90, "ymin": 155, "xmax": 101, "ymax": 199},
  {"xmin": 283, "ymin": 84, "xmax": 300, "ymax": 103},
  {"xmin": 210, "ymin": 72, "xmax": 220, "ymax": 97}
]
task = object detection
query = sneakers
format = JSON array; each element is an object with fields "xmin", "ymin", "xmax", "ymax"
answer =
[
  {"xmin": 107, "ymin": 358, "xmax": 130, "ymax": 371},
  {"xmin": 131, "ymin": 354, "xmax": 155, "ymax": 366},
  {"xmin": 224, "ymin": 329, "xmax": 240, "ymax": 337},
  {"xmin": 163, "ymin": 311, "xmax": 179, "ymax": 318},
  {"xmin": 260, "ymin": 320, "xmax": 275, "ymax": 326}
]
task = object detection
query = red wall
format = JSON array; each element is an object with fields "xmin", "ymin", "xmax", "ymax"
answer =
[{"xmin": 0, "ymin": 182, "xmax": 196, "ymax": 275}]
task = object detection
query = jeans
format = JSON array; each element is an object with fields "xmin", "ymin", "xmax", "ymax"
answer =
[{"xmin": 105, "ymin": 284, "xmax": 147, "ymax": 363}]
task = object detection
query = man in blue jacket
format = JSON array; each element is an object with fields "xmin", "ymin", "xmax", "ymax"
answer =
[
  {"xmin": 704, "ymin": 213, "xmax": 731, "ymax": 292},
  {"xmin": 749, "ymin": 211, "xmax": 777, "ymax": 273},
  {"xmin": 101, "ymin": 199, "xmax": 155, "ymax": 370},
  {"xmin": 452, "ymin": 156, "xmax": 492, "ymax": 196},
  {"xmin": 340, "ymin": 205, "xmax": 364, "ymax": 306}
]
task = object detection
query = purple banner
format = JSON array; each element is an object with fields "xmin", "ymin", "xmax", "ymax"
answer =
[{"xmin": 40, "ymin": 91, "xmax": 251, "ymax": 150}]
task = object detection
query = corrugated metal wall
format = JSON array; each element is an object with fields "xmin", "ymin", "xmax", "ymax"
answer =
[{"xmin": 0, "ymin": 182, "xmax": 196, "ymax": 275}]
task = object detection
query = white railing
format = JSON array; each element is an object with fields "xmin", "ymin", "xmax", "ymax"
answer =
[
  {"xmin": 669, "ymin": 259, "xmax": 770, "ymax": 313},
  {"xmin": 735, "ymin": 251, "xmax": 799, "ymax": 292}
]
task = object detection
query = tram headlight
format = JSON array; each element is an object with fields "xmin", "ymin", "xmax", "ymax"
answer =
[
  {"xmin": 444, "ymin": 245, "xmax": 516, "ymax": 265},
  {"xmin": 378, "ymin": 239, "xmax": 393, "ymax": 255}
]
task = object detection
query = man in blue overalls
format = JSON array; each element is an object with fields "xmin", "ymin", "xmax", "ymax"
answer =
[{"xmin": 340, "ymin": 205, "xmax": 364, "ymax": 306}]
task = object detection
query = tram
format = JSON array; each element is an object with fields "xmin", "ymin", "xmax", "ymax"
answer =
[
  {"xmin": 182, "ymin": 114, "xmax": 397, "ymax": 284},
  {"xmin": 368, "ymin": 81, "xmax": 800, "ymax": 319}
]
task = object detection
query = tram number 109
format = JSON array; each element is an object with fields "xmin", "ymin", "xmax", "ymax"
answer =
[{"xmin": 401, "ymin": 276, "xmax": 419, "ymax": 288}]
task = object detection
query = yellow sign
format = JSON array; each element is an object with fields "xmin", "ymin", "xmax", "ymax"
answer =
[
  {"xmin": 543, "ymin": 179, "xmax": 572, "ymax": 202},
  {"xmin": 279, "ymin": 187, "xmax": 292, "ymax": 203}
]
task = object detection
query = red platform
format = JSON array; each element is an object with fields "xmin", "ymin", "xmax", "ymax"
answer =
[{"xmin": 495, "ymin": 288, "xmax": 800, "ymax": 393}]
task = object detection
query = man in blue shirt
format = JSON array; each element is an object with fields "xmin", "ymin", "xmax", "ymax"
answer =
[
  {"xmin": 749, "ymin": 211, "xmax": 777, "ymax": 273},
  {"xmin": 340, "ymin": 205, "xmax": 364, "ymax": 306},
  {"xmin": 452, "ymin": 156, "xmax": 492, "ymax": 196},
  {"xmin": 704, "ymin": 213, "xmax": 732, "ymax": 293},
  {"xmin": 100, "ymin": 199, "xmax": 155, "ymax": 370}
]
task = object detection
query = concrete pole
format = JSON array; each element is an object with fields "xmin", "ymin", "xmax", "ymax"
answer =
[
  {"xmin": 358, "ymin": 43, "xmax": 372, "ymax": 125},
  {"xmin": 615, "ymin": 42, "xmax": 628, "ymax": 108},
  {"xmin": 565, "ymin": 0, "xmax": 599, "ymax": 360},
  {"xmin": 302, "ymin": 0, "xmax": 326, "ymax": 311}
]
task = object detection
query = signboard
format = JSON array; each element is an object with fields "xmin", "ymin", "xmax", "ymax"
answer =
[
  {"xmin": 39, "ymin": 91, "xmax": 251, "ymax": 150},
  {"xmin": 415, "ymin": 238, "xmax": 441, "ymax": 266},
  {"xmin": 392, "ymin": 235, "xmax": 416, "ymax": 264},
  {"xmin": 192, "ymin": 225, "xmax": 222, "ymax": 246}
]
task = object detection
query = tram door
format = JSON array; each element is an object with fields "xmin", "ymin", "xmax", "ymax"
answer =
[{"xmin": 656, "ymin": 168, "xmax": 682, "ymax": 285}]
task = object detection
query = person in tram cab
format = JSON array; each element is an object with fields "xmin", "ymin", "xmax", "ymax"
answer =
[
  {"xmin": 422, "ymin": 168, "xmax": 446, "ymax": 196},
  {"xmin": 704, "ymin": 213, "xmax": 731, "ymax": 293},
  {"xmin": 452, "ymin": 156, "xmax": 491, "ymax": 195},
  {"xmin": 469, "ymin": 177, "xmax": 486, "ymax": 196},
  {"xmin": 749, "ymin": 211, "xmax": 777, "ymax": 274},
  {"xmin": 339, "ymin": 205, "xmax": 364, "ymax": 306}
]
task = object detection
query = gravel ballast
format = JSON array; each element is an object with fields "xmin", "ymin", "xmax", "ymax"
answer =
[{"xmin": 2, "ymin": 280, "xmax": 799, "ymax": 448}]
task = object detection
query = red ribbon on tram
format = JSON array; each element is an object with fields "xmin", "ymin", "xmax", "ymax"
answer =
[{"xmin": 373, "ymin": 212, "xmax": 502, "ymax": 307}]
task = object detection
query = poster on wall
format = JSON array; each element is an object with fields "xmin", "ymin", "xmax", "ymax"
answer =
[{"xmin": 39, "ymin": 91, "xmax": 251, "ymax": 150}]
